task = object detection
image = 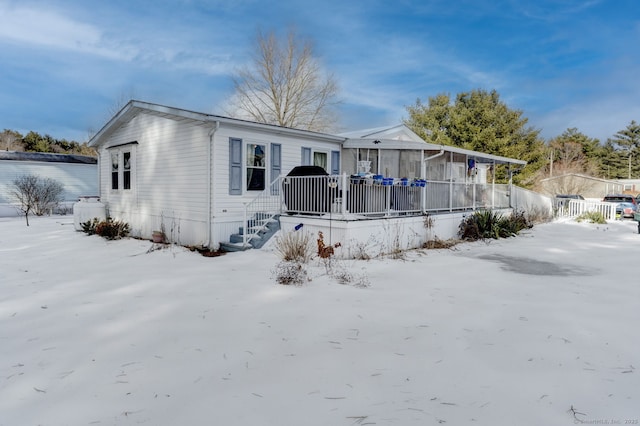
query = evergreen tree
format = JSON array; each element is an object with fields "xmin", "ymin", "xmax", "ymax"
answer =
[
  {"xmin": 609, "ymin": 120, "xmax": 640, "ymax": 179},
  {"xmin": 404, "ymin": 89, "xmax": 546, "ymax": 186}
]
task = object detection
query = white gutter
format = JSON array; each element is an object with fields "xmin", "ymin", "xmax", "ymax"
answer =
[{"xmin": 205, "ymin": 121, "xmax": 220, "ymax": 248}]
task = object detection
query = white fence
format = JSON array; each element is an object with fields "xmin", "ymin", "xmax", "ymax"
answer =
[
  {"xmin": 554, "ymin": 199, "xmax": 616, "ymax": 221},
  {"xmin": 510, "ymin": 185, "xmax": 554, "ymax": 215}
]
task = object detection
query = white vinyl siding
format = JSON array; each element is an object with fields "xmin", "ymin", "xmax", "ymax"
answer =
[
  {"xmin": 95, "ymin": 107, "xmax": 343, "ymax": 248},
  {"xmin": 0, "ymin": 161, "xmax": 97, "ymax": 206},
  {"xmin": 212, "ymin": 128, "xmax": 342, "ymax": 220},
  {"xmin": 99, "ymin": 113, "xmax": 210, "ymax": 233}
]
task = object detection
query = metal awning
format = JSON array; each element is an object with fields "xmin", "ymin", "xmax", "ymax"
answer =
[{"xmin": 342, "ymin": 138, "xmax": 526, "ymax": 165}]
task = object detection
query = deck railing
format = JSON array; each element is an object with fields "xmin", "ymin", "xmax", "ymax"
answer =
[
  {"xmin": 242, "ymin": 177, "xmax": 285, "ymax": 246},
  {"xmin": 278, "ymin": 174, "xmax": 515, "ymax": 216},
  {"xmin": 242, "ymin": 174, "xmax": 558, "ymax": 244}
]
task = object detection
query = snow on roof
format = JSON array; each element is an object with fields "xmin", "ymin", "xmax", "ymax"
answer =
[{"xmin": 0, "ymin": 151, "xmax": 97, "ymax": 164}]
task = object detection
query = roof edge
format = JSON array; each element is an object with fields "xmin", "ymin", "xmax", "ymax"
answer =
[{"xmin": 89, "ymin": 100, "xmax": 345, "ymax": 147}]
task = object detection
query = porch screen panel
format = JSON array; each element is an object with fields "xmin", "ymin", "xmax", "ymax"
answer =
[
  {"xmin": 381, "ymin": 150, "xmax": 400, "ymax": 178},
  {"xmin": 342, "ymin": 149, "xmax": 357, "ymax": 175},
  {"xmin": 229, "ymin": 138, "xmax": 242, "ymax": 195},
  {"xmin": 400, "ymin": 150, "xmax": 421, "ymax": 179},
  {"xmin": 331, "ymin": 150, "xmax": 340, "ymax": 175},
  {"xmin": 358, "ymin": 149, "xmax": 378, "ymax": 175}
]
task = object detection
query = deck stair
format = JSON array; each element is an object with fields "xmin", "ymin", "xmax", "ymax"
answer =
[
  {"xmin": 220, "ymin": 178, "xmax": 284, "ymax": 252},
  {"xmin": 220, "ymin": 213, "xmax": 280, "ymax": 252}
]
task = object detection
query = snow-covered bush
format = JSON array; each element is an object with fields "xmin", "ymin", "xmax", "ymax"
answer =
[{"xmin": 273, "ymin": 261, "xmax": 308, "ymax": 286}]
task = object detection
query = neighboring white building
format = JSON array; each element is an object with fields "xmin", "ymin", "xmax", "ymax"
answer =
[
  {"xmin": 538, "ymin": 173, "xmax": 624, "ymax": 199},
  {"xmin": 0, "ymin": 151, "xmax": 98, "ymax": 217}
]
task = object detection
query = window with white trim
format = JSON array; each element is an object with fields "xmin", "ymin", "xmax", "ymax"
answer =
[
  {"xmin": 313, "ymin": 151, "xmax": 328, "ymax": 171},
  {"xmin": 109, "ymin": 145, "xmax": 135, "ymax": 191},
  {"xmin": 111, "ymin": 152, "xmax": 119, "ymax": 190},
  {"xmin": 246, "ymin": 143, "xmax": 266, "ymax": 191},
  {"xmin": 123, "ymin": 151, "xmax": 131, "ymax": 190}
]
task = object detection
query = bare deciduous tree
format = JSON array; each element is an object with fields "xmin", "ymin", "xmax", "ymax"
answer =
[
  {"xmin": 11, "ymin": 174, "xmax": 64, "ymax": 226},
  {"xmin": 226, "ymin": 28, "xmax": 340, "ymax": 132},
  {"xmin": 532, "ymin": 128, "xmax": 603, "ymax": 196},
  {"xmin": 1, "ymin": 129, "xmax": 22, "ymax": 151}
]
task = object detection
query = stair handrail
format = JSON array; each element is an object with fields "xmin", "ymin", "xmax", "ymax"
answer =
[{"xmin": 242, "ymin": 176, "xmax": 285, "ymax": 247}]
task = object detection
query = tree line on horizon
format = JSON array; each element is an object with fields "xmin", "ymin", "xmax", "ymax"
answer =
[{"xmin": 1, "ymin": 129, "xmax": 96, "ymax": 157}]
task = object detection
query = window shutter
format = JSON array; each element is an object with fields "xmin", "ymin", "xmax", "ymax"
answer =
[
  {"xmin": 270, "ymin": 144, "xmax": 282, "ymax": 194},
  {"xmin": 229, "ymin": 138, "xmax": 242, "ymax": 195},
  {"xmin": 331, "ymin": 150, "xmax": 340, "ymax": 175},
  {"xmin": 301, "ymin": 147, "xmax": 311, "ymax": 165},
  {"xmin": 270, "ymin": 144, "xmax": 282, "ymax": 181}
]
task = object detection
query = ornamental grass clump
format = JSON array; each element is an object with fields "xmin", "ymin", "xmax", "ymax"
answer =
[
  {"xmin": 576, "ymin": 211, "xmax": 607, "ymax": 224},
  {"xmin": 459, "ymin": 210, "xmax": 532, "ymax": 241},
  {"xmin": 274, "ymin": 229, "xmax": 314, "ymax": 263},
  {"xmin": 273, "ymin": 230, "xmax": 314, "ymax": 285}
]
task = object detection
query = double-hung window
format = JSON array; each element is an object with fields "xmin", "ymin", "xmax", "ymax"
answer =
[
  {"xmin": 246, "ymin": 143, "xmax": 266, "ymax": 191},
  {"xmin": 123, "ymin": 152, "xmax": 131, "ymax": 190},
  {"xmin": 109, "ymin": 143, "xmax": 136, "ymax": 191},
  {"xmin": 111, "ymin": 152, "xmax": 119, "ymax": 190},
  {"xmin": 301, "ymin": 147, "xmax": 339, "ymax": 174},
  {"xmin": 229, "ymin": 138, "xmax": 282, "ymax": 194}
]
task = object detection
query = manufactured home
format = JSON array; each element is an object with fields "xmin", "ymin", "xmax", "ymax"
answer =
[
  {"xmin": 88, "ymin": 100, "xmax": 549, "ymax": 257},
  {"xmin": 0, "ymin": 151, "xmax": 97, "ymax": 217}
]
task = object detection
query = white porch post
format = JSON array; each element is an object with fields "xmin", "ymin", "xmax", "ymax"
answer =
[
  {"xmin": 491, "ymin": 160, "xmax": 496, "ymax": 209},
  {"xmin": 242, "ymin": 202, "xmax": 248, "ymax": 247},
  {"xmin": 341, "ymin": 172, "xmax": 348, "ymax": 214},
  {"xmin": 473, "ymin": 178, "xmax": 476, "ymax": 210},
  {"xmin": 449, "ymin": 151, "xmax": 453, "ymax": 212},
  {"xmin": 508, "ymin": 165, "xmax": 513, "ymax": 209},
  {"xmin": 420, "ymin": 150, "xmax": 426, "ymax": 212}
]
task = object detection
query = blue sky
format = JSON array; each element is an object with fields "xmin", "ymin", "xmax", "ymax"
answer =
[{"xmin": 1, "ymin": 0, "xmax": 638, "ymax": 143}]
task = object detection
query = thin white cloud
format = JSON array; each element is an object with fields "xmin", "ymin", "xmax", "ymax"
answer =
[
  {"xmin": 0, "ymin": 3, "xmax": 138, "ymax": 61},
  {"xmin": 0, "ymin": 2, "xmax": 238, "ymax": 75},
  {"xmin": 515, "ymin": 0, "xmax": 603, "ymax": 21}
]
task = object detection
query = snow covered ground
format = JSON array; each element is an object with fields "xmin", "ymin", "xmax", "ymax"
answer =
[{"xmin": 1, "ymin": 215, "xmax": 639, "ymax": 425}]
